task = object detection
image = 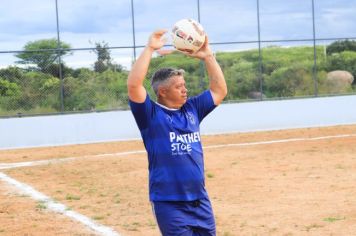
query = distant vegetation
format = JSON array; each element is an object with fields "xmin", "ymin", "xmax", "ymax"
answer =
[{"xmin": 0, "ymin": 39, "xmax": 355, "ymax": 116}]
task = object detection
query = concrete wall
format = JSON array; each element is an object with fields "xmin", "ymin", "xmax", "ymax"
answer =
[{"xmin": 1, "ymin": 95, "xmax": 356, "ymax": 150}]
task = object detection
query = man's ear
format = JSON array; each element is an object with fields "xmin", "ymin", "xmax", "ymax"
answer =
[{"xmin": 158, "ymin": 86, "xmax": 167, "ymax": 98}]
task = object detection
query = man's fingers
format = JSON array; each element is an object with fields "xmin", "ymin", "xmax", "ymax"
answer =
[{"xmin": 153, "ymin": 29, "xmax": 168, "ymax": 36}]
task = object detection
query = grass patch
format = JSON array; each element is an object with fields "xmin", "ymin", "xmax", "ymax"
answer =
[
  {"xmin": 92, "ymin": 215, "xmax": 105, "ymax": 220},
  {"xmin": 123, "ymin": 222, "xmax": 140, "ymax": 231},
  {"xmin": 231, "ymin": 161, "xmax": 238, "ymax": 166},
  {"xmin": 65, "ymin": 194, "xmax": 81, "ymax": 200},
  {"xmin": 323, "ymin": 216, "xmax": 345, "ymax": 222},
  {"xmin": 223, "ymin": 232, "xmax": 233, "ymax": 236},
  {"xmin": 24, "ymin": 170, "xmax": 34, "ymax": 176},
  {"xmin": 113, "ymin": 193, "xmax": 121, "ymax": 204},
  {"xmin": 147, "ymin": 219, "xmax": 156, "ymax": 228},
  {"xmin": 35, "ymin": 201, "xmax": 47, "ymax": 210},
  {"xmin": 207, "ymin": 173, "xmax": 214, "ymax": 178}
]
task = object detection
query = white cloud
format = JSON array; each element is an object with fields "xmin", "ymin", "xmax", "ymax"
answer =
[
  {"xmin": 316, "ymin": 6, "xmax": 356, "ymax": 38},
  {"xmin": 0, "ymin": 0, "xmax": 57, "ymax": 35},
  {"xmin": 0, "ymin": 0, "xmax": 355, "ymax": 69}
]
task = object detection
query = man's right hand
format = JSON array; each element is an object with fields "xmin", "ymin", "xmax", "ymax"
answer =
[
  {"xmin": 128, "ymin": 29, "xmax": 168, "ymax": 103},
  {"xmin": 147, "ymin": 29, "xmax": 168, "ymax": 51}
]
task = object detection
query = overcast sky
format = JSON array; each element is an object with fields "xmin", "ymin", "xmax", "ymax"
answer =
[{"xmin": 0, "ymin": 0, "xmax": 355, "ymax": 69}]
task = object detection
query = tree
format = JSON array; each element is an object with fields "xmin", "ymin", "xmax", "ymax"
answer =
[
  {"xmin": 0, "ymin": 79, "xmax": 20, "ymax": 96},
  {"xmin": 92, "ymin": 41, "xmax": 123, "ymax": 73},
  {"xmin": 327, "ymin": 51, "xmax": 356, "ymax": 83},
  {"xmin": 264, "ymin": 64, "xmax": 314, "ymax": 97},
  {"xmin": 0, "ymin": 66, "xmax": 25, "ymax": 83},
  {"xmin": 15, "ymin": 39, "xmax": 71, "ymax": 72},
  {"xmin": 224, "ymin": 59, "xmax": 260, "ymax": 99},
  {"xmin": 326, "ymin": 40, "xmax": 356, "ymax": 55}
]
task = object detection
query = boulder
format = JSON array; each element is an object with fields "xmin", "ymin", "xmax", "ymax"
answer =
[
  {"xmin": 248, "ymin": 91, "xmax": 266, "ymax": 99},
  {"xmin": 325, "ymin": 70, "xmax": 354, "ymax": 93}
]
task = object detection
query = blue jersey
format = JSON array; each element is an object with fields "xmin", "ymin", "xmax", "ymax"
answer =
[{"xmin": 129, "ymin": 90, "xmax": 216, "ymax": 201}]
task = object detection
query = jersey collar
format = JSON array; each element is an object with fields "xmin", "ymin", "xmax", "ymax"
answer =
[{"xmin": 155, "ymin": 102, "xmax": 179, "ymax": 111}]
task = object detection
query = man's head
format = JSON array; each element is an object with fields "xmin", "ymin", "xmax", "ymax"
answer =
[{"xmin": 151, "ymin": 68, "xmax": 188, "ymax": 109}]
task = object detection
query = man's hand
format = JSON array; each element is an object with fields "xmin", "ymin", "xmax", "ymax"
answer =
[
  {"xmin": 127, "ymin": 29, "xmax": 168, "ymax": 103},
  {"xmin": 161, "ymin": 35, "xmax": 214, "ymax": 60},
  {"xmin": 178, "ymin": 35, "xmax": 214, "ymax": 60},
  {"xmin": 177, "ymin": 34, "xmax": 227, "ymax": 105},
  {"xmin": 147, "ymin": 29, "xmax": 168, "ymax": 51}
]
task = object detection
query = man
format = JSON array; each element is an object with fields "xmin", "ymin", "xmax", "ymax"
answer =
[{"xmin": 127, "ymin": 29, "xmax": 227, "ymax": 236}]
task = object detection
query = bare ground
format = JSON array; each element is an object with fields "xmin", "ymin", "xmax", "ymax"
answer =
[{"xmin": 1, "ymin": 125, "xmax": 356, "ymax": 235}]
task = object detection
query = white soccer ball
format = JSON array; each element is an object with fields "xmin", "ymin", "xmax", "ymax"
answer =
[{"xmin": 171, "ymin": 19, "xmax": 206, "ymax": 53}]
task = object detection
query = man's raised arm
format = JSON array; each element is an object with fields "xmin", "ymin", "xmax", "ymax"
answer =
[
  {"xmin": 182, "ymin": 36, "xmax": 227, "ymax": 105},
  {"xmin": 204, "ymin": 51, "xmax": 227, "ymax": 105},
  {"xmin": 127, "ymin": 29, "xmax": 167, "ymax": 103}
]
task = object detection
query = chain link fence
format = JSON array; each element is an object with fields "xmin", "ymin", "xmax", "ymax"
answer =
[
  {"xmin": 0, "ymin": 0, "xmax": 355, "ymax": 117},
  {"xmin": 0, "ymin": 48, "xmax": 130, "ymax": 117}
]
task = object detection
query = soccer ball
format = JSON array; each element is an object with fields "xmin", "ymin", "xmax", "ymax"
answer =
[{"xmin": 171, "ymin": 19, "xmax": 206, "ymax": 53}]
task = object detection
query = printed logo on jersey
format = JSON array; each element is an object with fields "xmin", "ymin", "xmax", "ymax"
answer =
[
  {"xmin": 169, "ymin": 131, "xmax": 201, "ymax": 156},
  {"xmin": 166, "ymin": 114, "xmax": 172, "ymax": 123},
  {"xmin": 186, "ymin": 112, "xmax": 196, "ymax": 125}
]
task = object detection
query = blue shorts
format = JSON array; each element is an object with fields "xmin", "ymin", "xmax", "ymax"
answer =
[{"xmin": 151, "ymin": 197, "xmax": 216, "ymax": 236}]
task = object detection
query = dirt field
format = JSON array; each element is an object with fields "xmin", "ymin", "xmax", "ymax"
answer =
[{"xmin": 1, "ymin": 125, "xmax": 356, "ymax": 235}]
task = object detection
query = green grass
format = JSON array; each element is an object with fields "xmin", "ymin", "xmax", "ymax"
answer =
[
  {"xmin": 113, "ymin": 193, "xmax": 121, "ymax": 204},
  {"xmin": 35, "ymin": 201, "xmax": 47, "ymax": 210},
  {"xmin": 65, "ymin": 194, "xmax": 81, "ymax": 200},
  {"xmin": 79, "ymin": 205, "xmax": 90, "ymax": 209},
  {"xmin": 92, "ymin": 215, "xmax": 105, "ymax": 220},
  {"xmin": 147, "ymin": 219, "xmax": 156, "ymax": 228},
  {"xmin": 207, "ymin": 173, "xmax": 214, "ymax": 178},
  {"xmin": 323, "ymin": 216, "xmax": 345, "ymax": 222}
]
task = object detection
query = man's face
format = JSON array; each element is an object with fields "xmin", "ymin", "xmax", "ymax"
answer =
[{"xmin": 162, "ymin": 75, "xmax": 188, "ymax": 107}]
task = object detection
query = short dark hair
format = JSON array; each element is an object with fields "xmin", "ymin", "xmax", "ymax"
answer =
[{"xmin": 150, "ymin": 68, "xmax": 185, "ymax": 95}]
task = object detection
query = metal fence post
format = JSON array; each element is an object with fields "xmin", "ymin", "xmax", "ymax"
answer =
[
  {"xmin": 311, "ymin": 0, "xmax": 318, "ymax": 97},
  {"xmin": 131, "ymin": 0, "xmax": 137, "ymax": 61},
  {"xmin": 256, "ymin": 0, "xmax": 264, "ymax": 100},
  {"xmin": 55, "ymin": 0, "xmax": 64, "ymax": 112},
  {"xmin": 197, "ymin": 0, "xmax": 206, "ymax": 90}
]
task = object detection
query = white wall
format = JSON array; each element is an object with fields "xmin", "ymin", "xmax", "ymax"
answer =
[{"xmin": 1, "ymin": 95, "xmax": 356, "ymax": 150}]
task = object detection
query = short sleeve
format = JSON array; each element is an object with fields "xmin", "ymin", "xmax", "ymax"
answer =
[
  {"xmin": 188, "ymin": 90, "xmax": 216, "ymax": 123},
  {"xmin": 129, "ymin": 94, "xmax": 153, "ymax": 131}
]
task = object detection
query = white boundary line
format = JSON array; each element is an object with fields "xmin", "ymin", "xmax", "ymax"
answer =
[
  {"xmin": 1, "ymin": 133, "xmax": 356, "ymax": 170},
  {"xmin": 204, "ymin": 133, "xmax": 356, "ymax": 149},
  {"xmin": 0, "ymin": 150, "xmax": 146, "ymax": 170},
  {"xmin": 0, "ymin": 172, "xmax": 120, "ymax": 236}
]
